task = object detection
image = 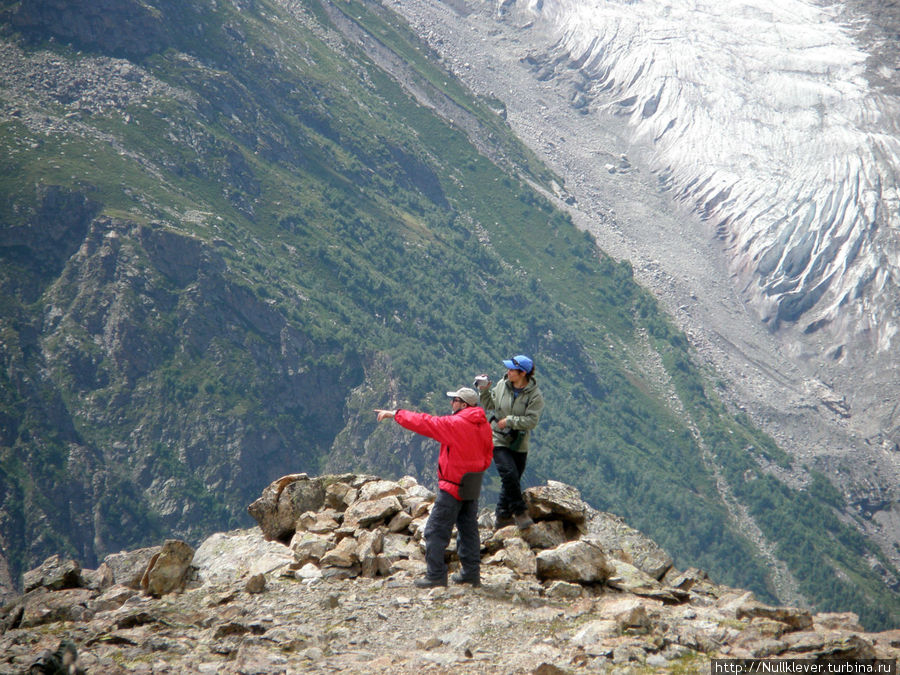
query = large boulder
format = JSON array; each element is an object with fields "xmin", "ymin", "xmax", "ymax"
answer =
[
  {"xmin": 195, "ymin": 529, "xmax": 295, "ymax": 586},
  {"xmin": 19, "ymin": 588, "xmax": 95, "ymax": 628},
  {"xmin": 102, "ymin": 546, "xmax": 160, "ymax": 590},
  {"xmin": 525, "ymin": 481, "xmax": 588, "ymax": 524},
  {"xmin": 583, "ymin": 509, "xmax": 673, "ymax": 579},
  {"xmin": 535, "ymin": 540, "xmax": 614, "ymax": 584},
  {"xmin": 140, "ymin": 540, "xmax": 194, "ymax": 597},
  {"xmin": 247, "ymin": 474, "xmax": 328, "ymax": 543},
  {"xmin": 22, "ymin": 555, "xmax": 83, "ymax": 593}
]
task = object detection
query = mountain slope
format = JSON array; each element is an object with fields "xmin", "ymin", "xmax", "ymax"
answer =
[{"xmin": 0, "ymin": 0, "xmax": 897, "ymax": 628}]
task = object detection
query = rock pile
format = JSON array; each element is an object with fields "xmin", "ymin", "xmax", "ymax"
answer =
[
  {"xmin": 246, "ymin": 473, "xmax": 677, "ymax": 596},
  {"xmin": 0, "ymin": 473, "xmax": 897, "ymax": 674}
]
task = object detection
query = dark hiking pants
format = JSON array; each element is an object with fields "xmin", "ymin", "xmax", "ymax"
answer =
[
  {"xmin": 423, "ymin": 489, "xmax": 481, "ymax": 582},
  {"xmin": 493, "ymin": 446, "xmax": 528, "ymax": 519}
]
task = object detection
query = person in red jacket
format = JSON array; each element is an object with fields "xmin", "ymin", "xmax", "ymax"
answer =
[{"xmin": 375, "ymin": 386, "xmax": 493, "ymax": 588}]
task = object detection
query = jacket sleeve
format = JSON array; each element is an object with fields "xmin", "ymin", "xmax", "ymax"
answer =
[
  {"xmin": 479, "ymin": 384, "xmax": 497, "ymax": 414},
  {"xmin": 394, "ymin": 409, "xmax": 457, "ymax": 445},
  {"xmin": 507, "ymin": 389, "xmax": 544, "ymax": 431}
]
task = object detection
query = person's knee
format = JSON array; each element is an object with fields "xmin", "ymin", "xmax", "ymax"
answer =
[{"xmin": 494, "ymin": 452, "xmax": 515, "ymax": 476}]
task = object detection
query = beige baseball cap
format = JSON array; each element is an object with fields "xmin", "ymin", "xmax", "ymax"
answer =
[{"xmin": 446, "ymin": 387, "xmax": 479, "ymax": 405}]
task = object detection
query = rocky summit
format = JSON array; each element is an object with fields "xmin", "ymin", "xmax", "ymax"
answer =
[{"xmin": 1, "ymin": 474, "xmax": 897, "ymax": 674}]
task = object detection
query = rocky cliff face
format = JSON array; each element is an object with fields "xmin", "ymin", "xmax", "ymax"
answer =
[
  {"xmin": 3, "ymin": 209, "xmax": 363, "ymax": 564},
  {"xmin": 2, "ymin": 475, "xmax": 897, "ymax": 673}
]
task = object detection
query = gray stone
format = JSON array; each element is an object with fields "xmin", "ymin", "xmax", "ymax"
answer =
[
  {"xmin": 813, "ymin": 612, "xmax": 864, "ymax": 632},
  {"xmin": 195, "ymin": 529, "xmax": 294, "ymax": 586},
  {"xmin": 583, "ymin": 510, "xmax": 673, "ymax": 580},
  {"xmin": 572, "ymin": 619, "xmax": 619, "ymax": 652},
  {"xmin": 524, "ymin": 481, "xmax": 588, "ymax": 523},
  {"xmin": 245, "ymin": 573, "xmax": 266, "ymax": 594},
  {"xmin": 606, "ymin": 558, "xmax": 686, "ymax": 602},
  {"xmin": 545, "ymin": 580, "xmax": 584, "ymax": 599},
  {"xmin": 247, "ymin": 474, "xmax": 327, "ymax": 542},
  {"xmin": 103, "ymin": 546, "xmax": 160, "ymax": 589},
  {"xmin": 290, "ymin": 532, "xmax": 332, "ymax": 565},
  {"xmin": 296, "ymin": 509, "xmax": 341, "ymax": 534},
  {"xmin": 597, "ymin": 596, "xmax": 652, "ymax": 631},
  {"xmin": 381, "ymin": 533, "xmax": 419, "ymax": 563},
  {"xmin": 20, "ymin": 587, "xmax": 95, "ymax": 628},
  {"xmin": 324, "ymin": 481, "xmax": 355, "ymax": 511},
  {"xmin": 357, "ymin": 479, "xmax": 405, "ymax": 502},
  {"xmin": 535, "ymin": 540, "xmax": 613, "ymax": 584},
  {"xmin": 734, "ymin": 599, "xmax": 813, "ymax": 631},
  {"xmin": 501, "ymin": 538, "xmax": 537, "ymax": 577},
  {"xmin": 387, "ymin": 510, "xmax": 413, "ymax": 533},
  {"xmin": 23, "ymin": 555, "xmax": 83, "ymax": 592},
  {"xmin": 89, "ymin": 584, "xmax": 137, "ymax": 613},
  {"xmin": 356, "ymin": 529, "xmax": 384, "ymax": 578},
  {"xmin": 343, "ymin": 496, "xmax": 402, "ymax": 529},
  {"xmin": 521, "ymin": 519, "xmax": 569, "ymax": 550}
]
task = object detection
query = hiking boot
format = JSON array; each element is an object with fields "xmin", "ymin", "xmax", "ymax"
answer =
[
  {"xmin": 494, "ymin": 515, "xmax": 514, "ymax": 530},
  {"xmin": 513, "ymin": 512, "xmax": 534, "ymax": 530},
  {"xmin": 414, "ymin": 577, "xmax": 447, "ymax": 588},
  {"xmin": 451, "ymin": 572, "xmax": 481, "ymax": 587}
]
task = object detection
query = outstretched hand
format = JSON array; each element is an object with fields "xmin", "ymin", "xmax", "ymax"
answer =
[{"xmin": 374, "ymin": 409, "xmax": 396, "ymax": 422}]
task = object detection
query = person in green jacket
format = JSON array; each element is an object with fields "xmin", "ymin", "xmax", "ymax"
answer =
[{"xmin": 475, "ymin": 354, "xmax": 544, "ymax": 530}]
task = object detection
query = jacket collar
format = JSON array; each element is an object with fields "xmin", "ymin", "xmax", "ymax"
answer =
[{"xmin": 503, "ymin": 374, "xmax": 537, "ymax": 392}]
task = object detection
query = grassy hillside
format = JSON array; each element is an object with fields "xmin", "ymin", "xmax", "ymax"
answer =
[{"xmin": 0, "ymin": 0, "xmax": 897, "ymax": 627}]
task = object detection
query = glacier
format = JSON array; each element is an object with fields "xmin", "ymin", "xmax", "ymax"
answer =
[{"xmin": 518, "ymin": 0, "xmax": 900, "ymax": 352}]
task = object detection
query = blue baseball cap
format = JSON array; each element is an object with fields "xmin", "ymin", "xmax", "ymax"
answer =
[{"xmin": 503, "ymin": 354, "xmax": 534, "ymax": 374}]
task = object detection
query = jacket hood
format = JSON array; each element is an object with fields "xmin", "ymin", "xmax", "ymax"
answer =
[{"xmin": 456, "ymin": 405, "xmax": 488, "ymax": 424}]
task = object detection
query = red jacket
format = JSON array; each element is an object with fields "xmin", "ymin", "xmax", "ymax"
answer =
[{"xmin": 394, "ymin": 406, "xmax": 493, "ymax": 500}]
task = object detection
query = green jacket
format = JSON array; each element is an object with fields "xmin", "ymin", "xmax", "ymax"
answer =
[{"xmin": 479, "ymin": 375, "xmax": 544, "ymax": 453}]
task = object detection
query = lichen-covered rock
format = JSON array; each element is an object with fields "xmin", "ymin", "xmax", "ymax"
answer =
[
  {"xmin": 22, "ymin": 555, "xmax": 83, "ymax": 593},
  {"xmin": 342, "ymin": 496, "xmax": 402, "ymax": 529},
  {"xmin": 102, "ymin": 546, "xmax": 160, "ymax": 590},
  {"xmin": 535, "ymin": 540, "xmax": 613, "ymax": 583},
  {"xmin": 140, "ymin": 540, "xmax": 194, "ymax": 597},
  {"xmin": 524, "ymin": 481, "xmax": 588, "ymax": 523},
  {"xmin": 247, "ymin": 474, "xmax": 327, "ymax": 542},
  {"xmin": 583, "ymin": 509, "xmax": 673, "ymax": 580},
  {"xmin": 194, "ymin": 529, "xmax": 294, "ymax": 586}
]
